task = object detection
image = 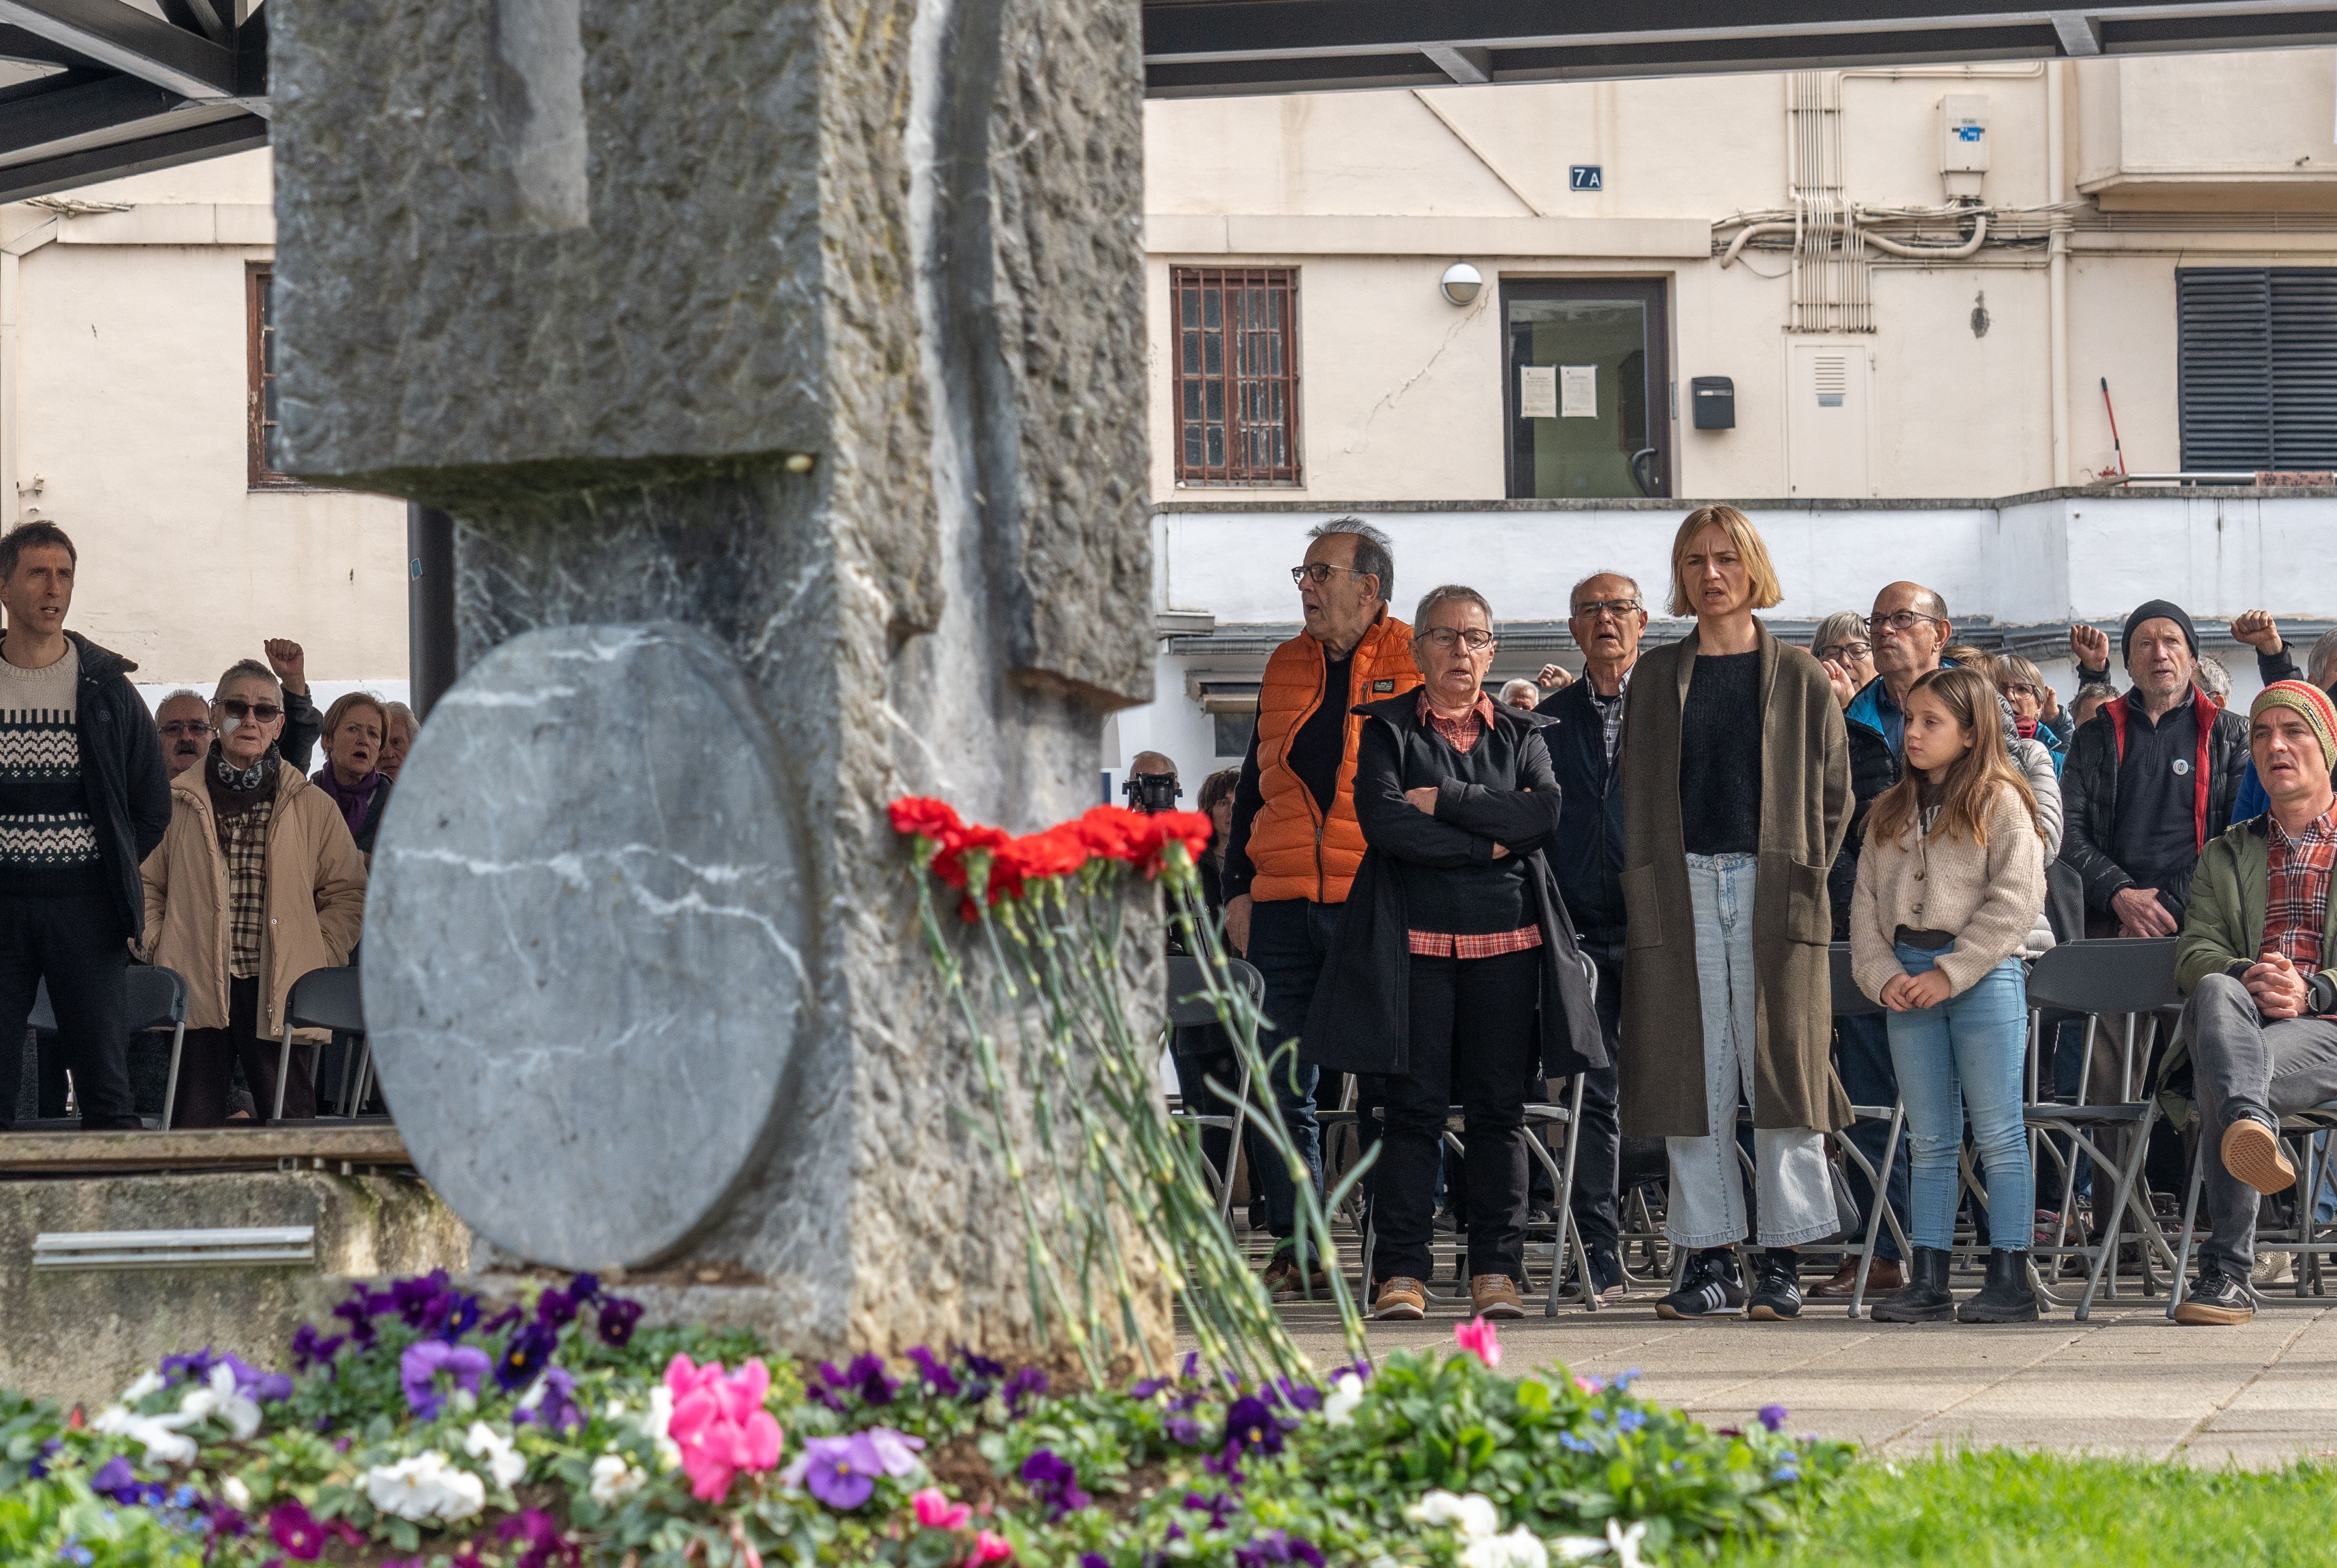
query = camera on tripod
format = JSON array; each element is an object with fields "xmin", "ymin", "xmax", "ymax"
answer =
[{"xmin": 1122, "ymin": 770, "xmax": 1182, "ymax": 814}]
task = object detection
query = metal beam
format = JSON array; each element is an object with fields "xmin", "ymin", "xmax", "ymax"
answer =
[
  {"xmin": 0, "ymin": 72, "xmax": 178, "ymax": 157},
  {"xmin": 0, "ymin": 108, "xmax": 261, "ymax": 202},
  {"xmin": 2052, "ymin": 9, "xmax": 2107, "ymax": 48},
  {"xmin": 0, "ymin": 0, "xmax": 235, "ymax": 100},
  {"xmin": 1420, "ymin": 43, "xmax": 1493, "ymax": 82}
]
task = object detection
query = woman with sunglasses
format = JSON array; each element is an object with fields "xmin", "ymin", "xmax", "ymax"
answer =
[{"xmin": 142, "ymin": 659, "xmax": 367, "ymax": 1125}]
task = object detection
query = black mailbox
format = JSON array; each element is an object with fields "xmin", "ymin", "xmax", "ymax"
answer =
[{"xmin": 1691, "ymin": 375, "xmax": 1736, "ymax": 430}]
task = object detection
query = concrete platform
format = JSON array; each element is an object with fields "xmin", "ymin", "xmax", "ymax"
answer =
[{"xmin": 1258, "ymin": 1292, "xmax": 2337, "ymax": 1467}]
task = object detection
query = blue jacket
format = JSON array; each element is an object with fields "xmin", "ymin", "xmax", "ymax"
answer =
[{"xmin": 1535, "ymin": 676, "xmax": 1628, "ymax": 948}]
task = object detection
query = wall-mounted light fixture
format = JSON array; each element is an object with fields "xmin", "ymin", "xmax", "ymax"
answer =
[{"xmin": 1440, "ymin": 261, "xmax": 1483, "ymax": 306}]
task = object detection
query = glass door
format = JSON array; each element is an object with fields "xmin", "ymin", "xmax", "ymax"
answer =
[{"xmin": 1502, "ymin": 279, "xmax": 1672, "ymax": 499}]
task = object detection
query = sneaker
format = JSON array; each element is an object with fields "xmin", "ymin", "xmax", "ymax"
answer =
[
  {"xmin": 1748, "ymin": 1250, "xmax": 1803, "ymax": 1321},
  {"xmin": 2173, "ymin": 1268, "xmax": 2255, "ymax": 1326},
  {"xmin": 1372, "ymin": 1276, "xmax": 1427, "ymax": 1320},
  {"xmin": 1471, "ymin": 1273, "xmax": 1527, "ymax": 1319},
  {"xmin": 1655, "ymin": 1249, "xmax": 1746, "ymax": 1320},
  {"xmin": 2221, "ymin": 1115, "xmax": 2297, "ymax": 1196},
  {"xmin": 2252, "ymin": 1250, "xmax": 2296, "ymax": 1287},
  {"xmin": 1262, "ymin": 1247, "xmax": 1331, "ymax": 1302},
  {"xmin": 1560, "ymin": 1246, "xmax": 1628, "ymax": 1305}
]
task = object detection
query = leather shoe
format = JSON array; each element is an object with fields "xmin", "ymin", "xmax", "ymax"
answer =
[
  {"xmin": 1807, "ymin": 1256, "xmax": 1903, "ymax": 1298},
  {"xmin": 1470, "ymin": 1273, "xmax": 1526, "ymax": 1319},
  {"xmin": 1372, "ymin": 1276, "xmax": 1427, "ymax": 1320}
]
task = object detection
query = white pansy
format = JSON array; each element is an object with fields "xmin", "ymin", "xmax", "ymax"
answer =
[
  {"xmin": 604, "ymin": 1398, "xmax": 628, "ymax": 1420},
  {"xmin": 1323, "ymin": 1371, "xmax": 1365, "ymax": 1428},
  {"xmin": 221, "ymin": 1476, "xmax": 251, "ymax": 1511},
  {"xmin": 589, "ymin": 1452, "xmax": 648, "ymax": 1506},
  {"xmin": 515, "ymin": 1376, "xmax": 549, "ymax": 1414},
  {"xmin": 90, "ymin": 1402, "xmax": 199, "ymax": 1464},
  {"xmin": 463, "ymin": 1421, "xmax": 526, "ymax": 1489},
  {"xmin": 1549, "ymin": 1538, "xmax": 1610, "ymax": 1564},
  {"xmin": 1406, "ymin": 1490, "xmax": 1501, "ymax": 1541},
  {"xmin": 1459, "ymin": 1528, "xmax": 1549, "ymax": 1568},
  {"xmin": 639, "ymin": 1386, "xmax": 681, "ymax": 1470},
  {"xmin": 1604, "ymin": 1519, "xmax": 1648, "ymax": 1568},
  {"xmin": 118, "ymin": 1371, "xmax": 164, "ymax": 1405},
  {"xmin": 177, "ymin": 1364, "xmax": 262, "ymax": 1440},
  {"xmin": 364, "ymin": 1451, "xmax": 487, "ymax": 1522}
]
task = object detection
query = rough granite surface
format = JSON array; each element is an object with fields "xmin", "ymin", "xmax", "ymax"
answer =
[{"xmin": 274, "ymin": 0, "xmax": 1164, "ymax": 1359}]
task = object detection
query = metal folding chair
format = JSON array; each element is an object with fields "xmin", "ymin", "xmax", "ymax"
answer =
[
  {"xmin": 27, "ymin": 967, "xmax": 189, "ymax": 1130},
  {"xmin": 1163, "ymin": 952, "xmax": 1264, "ymax": 1223},
  {"xmin": 1826, "ymin": 943, "xmax": 1908, "ymax": 1320},
  {"xmin": 275, "ymin": 964, "xmax": 365, "ymax": 1123},
  {"xmin": 2023, "ymin": 937, "xmax": 2181, "ymax": 1319},
  {"xmin": 2166, "ymin": 1100, "xmax": 2337, "ymax": 1317}
]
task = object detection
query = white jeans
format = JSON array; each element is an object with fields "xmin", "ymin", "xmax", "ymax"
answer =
[{"xmin": 1663, "ymin": 853, "xmax": 1841, "ymax": 1250}]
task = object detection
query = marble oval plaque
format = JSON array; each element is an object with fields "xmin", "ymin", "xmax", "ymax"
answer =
[{"xmin": 364, "ymin": 623, "xmax": 807, "ymax": 1270}]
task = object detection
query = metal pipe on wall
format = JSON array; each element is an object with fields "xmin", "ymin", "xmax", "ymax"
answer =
[
  {"xmin": 406, "ymin": 503, "xmax": 456, "ymax": 719},
  {"xmin": 2047, "ymin": 61, "xmax": 2071, "ymax": 488}
]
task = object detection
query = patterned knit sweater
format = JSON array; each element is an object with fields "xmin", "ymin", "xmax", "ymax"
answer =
[{"xmin": 0, "ymin": 643, "xmax": 102, "ymax": 895}]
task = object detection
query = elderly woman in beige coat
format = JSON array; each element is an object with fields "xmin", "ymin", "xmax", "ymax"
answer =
[
  {"xmin": 143, "ymin": 659, "xmax": 366, "ymax": 1125},
  {"xmin": 1619, "ymin": 505, "xmax": 1853, "ymax": 1323}
]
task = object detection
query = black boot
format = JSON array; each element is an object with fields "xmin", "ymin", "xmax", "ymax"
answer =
[
  {"xmin": 1956, "ymin": 1248, "xmax": 2040, "ymax": 1323},
  {"xmin": 1870, "ymin": 1246, "xmax": 1955, "ymax": 1323}
]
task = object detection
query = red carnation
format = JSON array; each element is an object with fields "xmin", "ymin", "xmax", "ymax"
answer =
[
  {"xmin": 999, "ymin": 826, "xmax": 1090, "ymax": 886},
  {"xmin": 888, "ymin": 796, "xmax": 964, "ymax": 841},
  {"xmin": 1073, "ymin": 805, "xmax": 1149, "ymax": 864},
  {"xmin": 1137, "ymin": 810, "xmax": 1215, "ymax": 877},
  {"xmin": 929, "ymin": 821, "xmax": 1008, "ymax": 890}
]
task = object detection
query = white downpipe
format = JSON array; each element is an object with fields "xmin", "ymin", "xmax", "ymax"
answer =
[{"xmin": 2047, "ymin": 61, "xmax": 2071, "ymax": 488}]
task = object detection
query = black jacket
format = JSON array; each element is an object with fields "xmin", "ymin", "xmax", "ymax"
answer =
[
  {"xmin": 1535, "ymin": 676, "xmax": 1627, "ymax": 948},
  {"xmin": 1303, "ymin": 696, "xmax": 1605, "ymax": 1080},
  {"xmin": 65, "ymin": 631, "xmax": 171, "ymax": 945},
  {"xmin": 2059, "ymin": 687, "xmax": 2248, "ymax": 924}
]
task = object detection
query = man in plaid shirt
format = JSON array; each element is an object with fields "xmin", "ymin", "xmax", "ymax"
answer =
[{"xmin": 2171, "ymin": 681, "xmax": 2337, "ymax": 1326}]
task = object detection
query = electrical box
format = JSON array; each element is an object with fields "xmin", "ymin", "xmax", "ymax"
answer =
[
  {"xmin": 1690, "ymin": 376, "xmax": 1736, "ymax": 430},
  {"xmin": 1941, "ymin": 94, "xmax": 1989, "ymax": 198}
]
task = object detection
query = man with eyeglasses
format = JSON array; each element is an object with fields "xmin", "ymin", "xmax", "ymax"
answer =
[
  {"xmin": 1532, "ymin": 572, "xmax": 1649, "ymax": 1302},
  {"xmin": 1221, "ymin": 516, "xmax": 1420, "ymax": 1299},
  {"xmin": 0, "ymin": 521, "xmax": 169, "ymax": 1132},
  {"xmin": 155, "ymin": 691, "xmax": 216, "ymax": 778}
]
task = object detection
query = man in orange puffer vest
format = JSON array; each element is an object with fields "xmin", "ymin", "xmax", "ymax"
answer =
[{"xmin": 1223, "ymin": 517, "xmax": 1420, "ymax": 1299}]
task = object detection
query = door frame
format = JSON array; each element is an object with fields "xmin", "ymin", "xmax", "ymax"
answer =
[{"xmin": 1500, "ymin": 276, "xmax": 1674, "ymax": 501}]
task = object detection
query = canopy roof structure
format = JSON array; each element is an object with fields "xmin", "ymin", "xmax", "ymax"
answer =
[{"xmin": 1141, "ymin": 0, "xmax": 2337, "ymax": 95}]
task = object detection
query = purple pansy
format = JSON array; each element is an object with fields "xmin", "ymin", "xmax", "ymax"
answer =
[
  {"xmin": 1221, "ymin": 1395, "xmax": 1284, "ymax": 1459},
  {"xmin": 794, "ymin": 1432, "xmax": 886, "ymax": 1510},
  {"xmin": 1182, "ymin": 1491, "xmax": 1237, "ymax": 1530},
  {"xmin": 1002, "ymin": 1366, "xmax": 1049, "ymax": 1415},
  {"xmin": 513, "ymin": 1365, "xmax": 583, "ymax": 1434},
  {"xmin": 906, "ymin": 1345, "xmax": 962, "ymax": 1398},
  {"xmin": 1020, "ymin": 1449, "xmax": 1091, "ymax": 1520},
  {"xmin": 496, "ymin": 1320, "xmax": 558, "ymax": 1393},
  {"xmin": 1164, "ymin": 1414, "xmax": 1205, "ymax": 1447},
  {"xmin": 1234, "ymin": 1530, "xmax": 1325, "ymax": 1567},
  {"xmin": 1757, "ymin": 1403, "xmax": 1788, "ymax": 1433},
  {"xmin": 595, "ymin": 1294, "xmax": 644, "ymax": 1348},
  {"xmin": 290, "ymin": 1323, "xmax": 346, "ymax": 1374},
  {"xmin": 498, "ymin": 1507, "xmax": 581, "ymax": 1568},
  {"xmin": 268, "ymin": 1500, "xmax": 328, "ymax": 1562},
  {"xmin": 399, "ymin": 1339, "xmax": 490, "ymax": 1419},
  {"xmin": 1271, "ymin": 1378, "xmax": 1323, "ymax": 1412}
]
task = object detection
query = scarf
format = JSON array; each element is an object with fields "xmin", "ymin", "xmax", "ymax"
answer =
[
  {"xmin": 313, "ymin": 764, "xmax": 385, "ymax": 838},
  {"xmin": 205, "ymin": 742, "xmax": 281, "ymax": 819},
  {"xmin": 2015, "ymin": 715, "xmax": 2039, "ymax": 740}
]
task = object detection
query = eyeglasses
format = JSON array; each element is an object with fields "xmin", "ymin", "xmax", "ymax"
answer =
[
  {"xmin": 218, "ymin": 699, "xmax": 283, "ymax": 722},
  {"xmin": 1418, "ymin": 628, "xmax": 1495, "ymax": 653},
  {"xmin": 159, "ymin": 719, "xmax": 215, "ymax": 738},
  {"xmin": 2002, "ymin": 681, "xmax": 2041, "ymax": 699},
  {"xmin": 1290, "ymin": 563, "xmax": 1370, "ymax": 586},
  {"xmin": 1571, "ymin": 598, "xmax": 1643, "ymax": 621},
  {"xmin": 1815, "ymin": 641, "xmax": 1872, "ymax": 662},
  {"xmin": 1867, "ymin": 610, "xmax": 1947, "ymax": 635}
]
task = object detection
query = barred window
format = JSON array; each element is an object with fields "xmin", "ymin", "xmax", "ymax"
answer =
[
  {"xmin": 247, "ymin": 264, "xmax": 294, "ymax": 487},
  {"xmin": 1173, "ymin": 267, "xmax": 1301, "ymax": 485}
]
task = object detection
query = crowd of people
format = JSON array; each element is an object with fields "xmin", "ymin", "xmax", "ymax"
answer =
[
  {"xmin": 0, "ymin": 522, "xmax": 419, "ymax": 1131},
  {"xmin": 1147, "ymin": 507, "xmax": 2334, "ymax": 1329}
]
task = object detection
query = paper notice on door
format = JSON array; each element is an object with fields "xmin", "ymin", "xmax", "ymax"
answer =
[
  {"xmin": 1519, "ymin": 365, "xmax": 1557, "ymax": 419},
  {"xmin": 1560, "ymin": 364, "xmax": 1598, "ymax": 418}
]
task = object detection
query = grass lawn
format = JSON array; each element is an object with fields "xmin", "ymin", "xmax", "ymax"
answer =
[{"xmin": 1716, "ymin": 1450, "xmax": 2337, "ymax": 1566}]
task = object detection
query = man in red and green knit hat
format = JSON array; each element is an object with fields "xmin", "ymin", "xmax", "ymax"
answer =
[{"xmin": 2171, "ymin": 680, "xmax": 2337, "ymax": 1325}]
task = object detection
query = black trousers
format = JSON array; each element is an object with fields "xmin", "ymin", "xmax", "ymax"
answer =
[
  {"xmin": 1374, "ymin": 946, "xmax": 1540, "ymax": 1285},
  {"xmin": 173, "ymin": 975, "xmax": 315, "ymax": 1127},
  {"xmin": 0, "ymin": 890, "xmax": 137, "ymax": 1129},
  {"xmin": 1565, "ymin": 944, "xmax": 1626, "ymax": 1253}
]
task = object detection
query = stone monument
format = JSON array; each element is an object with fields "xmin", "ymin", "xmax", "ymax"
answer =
[{"xmin": 270, "ymin": 0, "xmax": 1162, "ymax": 1359}]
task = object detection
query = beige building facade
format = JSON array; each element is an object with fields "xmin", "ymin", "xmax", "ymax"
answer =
[
  {"xmin": 1115, "ymin": 50, "xmax": 2337, "ymax": 787},
  {"xmin": 0, "ymin": 149, "xmax": 408, "ymax": 706}
]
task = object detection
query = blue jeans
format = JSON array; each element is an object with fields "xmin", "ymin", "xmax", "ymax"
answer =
[
  {"xmin": 1885, "ymin": 942, "xmax": 2032, "ymax": 1253},
  {"xmin": 1243, "ymin": 898, "xmax": 1331, "ymax": 1244}
]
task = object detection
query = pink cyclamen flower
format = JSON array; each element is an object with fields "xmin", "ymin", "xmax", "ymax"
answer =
[
  {"xmin": 964, "ymin": 1529, "xmax": 1014, "ymax": 1566},
  {"xmin": 913, "ymin": 1488, "xmax": 972, "ymax": 1532},
  {"xmin": 1453, "ymin": 1317, "xmax": 1502, "ymax": 1368},
  {"xmin": 663, "ymin": 1354, "xmax": 784, "ymax": 1503}
]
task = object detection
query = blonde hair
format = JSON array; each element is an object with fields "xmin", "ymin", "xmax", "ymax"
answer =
[
  {"xmin": 321, "ymin": 691, "xmax": 388, "ymax": 746},
  {"xmin": 1667, "ymin": 505, "xmax": 1783, "ymax": 619},
  {"xmin": 1866, "ymin": 666, "xmax": 2043, "ymax": 849}
]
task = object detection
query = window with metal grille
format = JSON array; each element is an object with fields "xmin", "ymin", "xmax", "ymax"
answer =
[
  {"xmin": 2178, "ymin": 267, "xmax": 2337, "ymax": 470},
  {"xmin": 247, "ymin": 264, "xmax": 295, "ymax": 487},
  {"xmin": 1173, "ymin": 267, "xmax": 1301, "ymax": 485}
]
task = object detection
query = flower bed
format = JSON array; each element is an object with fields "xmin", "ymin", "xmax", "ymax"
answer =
[{"xmin": 0, "ymin": 1272, "xmax": 1848, "ymax": 1567}]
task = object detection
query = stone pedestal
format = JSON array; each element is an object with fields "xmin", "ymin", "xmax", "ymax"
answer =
[{"xmin": 271, "ymin": 0, "xmax": 1164, "ymax": 1360}]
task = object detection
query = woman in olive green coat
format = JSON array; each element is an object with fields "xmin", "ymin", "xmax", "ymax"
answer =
[{"xmin": 1617, "ymin": 505, "xmax": 1853, "ymax": 1321}]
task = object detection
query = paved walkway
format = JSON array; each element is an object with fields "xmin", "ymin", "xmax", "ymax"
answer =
[{"xmin": 1254, "ymin": 1292, "xmax": 2337, "ymax": 1467}]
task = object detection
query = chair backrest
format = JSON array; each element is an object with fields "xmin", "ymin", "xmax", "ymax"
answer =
[
  {"xmin": 123, "ymin": 966, "xmax": 188, "ymax": 1033},
  {"xmin": 285, "ymin": 965, "xmax": 365, "ymax": 1034},
  {"xmin": 1829, "ymin": 942, "xmax": 1884, "ymax": 1018},
  {"xmin": 1165, "ymin": 953, "xmax": 1265, "ymax": 1029},
  {"xmin": 2024, "ymin": 936, "xmax": 2181, "ymax": 1018}
]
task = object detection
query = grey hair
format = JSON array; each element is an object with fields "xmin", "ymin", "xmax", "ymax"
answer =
[
  {"xmin": 1568, "ymin": 570, "xmax": 1641, "ymax": 612},
  {"xmin": 2193, "ymin": 654, "xmax": 2232, "ymax": 704},
  {"xmin": 2309, "ymin": 627, "xmax": 2337, "ymax": 690},
  {"xmin": 1308, "ymin": 516, "xmax": 1393, "ymax": 603},
  {"xmin": 2074, "ymin": 680, "xmax": 2119, "ymax": 710},
  {"xmin": 155, "ymin": 688, "xmax": 207, "ymax": 711},
  {"xmin": 1414, "ymin": 583, "xmax": 1493, "ymax": 630},
  {"xmin": 1810, "ymin": 610, "xmax": 1868, "ymax": 654},
  {"xmin": 212, "ymin": 659, "xmax": 281, "ymax": 702},
  {"xmin": 1499, "ymin": 678, "xmax": 1541, "ymax": 703}
]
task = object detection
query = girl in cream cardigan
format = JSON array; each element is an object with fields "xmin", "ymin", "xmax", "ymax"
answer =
[{"xmin": 1852, "ymin": 665, "xmax": 2049, "ymax": 1324}]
